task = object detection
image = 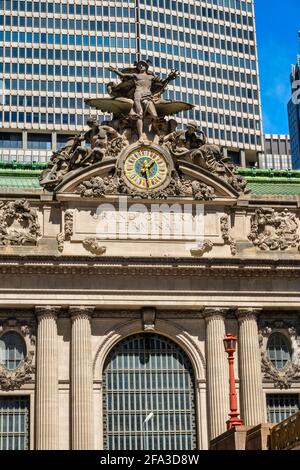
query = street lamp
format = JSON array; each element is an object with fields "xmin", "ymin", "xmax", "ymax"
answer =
[
  {"xmin": 141, "ymin": 412, "xmax": 154, "ymax": 451},
  {"xmin": 223, "ymin": 333, "xmax": 244, "ymax": 430}
]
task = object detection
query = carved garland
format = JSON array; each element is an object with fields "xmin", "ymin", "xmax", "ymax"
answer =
[
  {"xmin": 83, "ymin": 238, "xmax": 107, "ymax": 256},
  {"xmin": 220, "ymin": 215, "xmax": 237, "ymax": 255},
  {"xmin": 249, "ymin": 208, "xmax": 300, "ymax": 251},
  {"xmin": 259, "ymin": 321, "xmax": 300, "ymax": 389},
  {"xmin": 0, "ymin": 199, "xmax": 41, "ymax": 246},
  {"xmin": 0, "ymin": 318, "xmax": 36, "ymax": 391},
  {"xmin": 57, "ymin": 209, "xmax": 74, "ymax": 253},
  {"xmin": 76, "ymin": 172, "xmax": 216, "ymax": 201}
]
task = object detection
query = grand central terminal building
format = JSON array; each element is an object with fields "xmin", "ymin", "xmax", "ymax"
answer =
[{"xmin": 0, "ymin": 61, "xmax": 300, "ymax": 450}]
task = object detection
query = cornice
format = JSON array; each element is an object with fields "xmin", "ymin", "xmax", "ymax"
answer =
[{"xmin": 0, "ymin": 255, "xmax": 298, "ymax": 278}]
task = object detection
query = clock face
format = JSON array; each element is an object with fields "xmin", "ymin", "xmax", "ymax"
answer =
[{"xmin": 124, "ymin": 148, "xmax": 168, "ymax": 190}]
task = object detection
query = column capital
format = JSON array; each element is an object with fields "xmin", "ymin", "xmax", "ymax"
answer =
[
  {"xmin": 203, "ymin": 307, "xmax": 229, "ymax": 322},
  {"xmin": 69, "ymin": 306, "xmax": 95, "ymax": 321},
  {"xmin": 35, "ymin": 306, "xmax": 60, "ymax": 321},
  {"xmin": 236, "ymin": 308, "xmax": 263, "ymax": 323}
]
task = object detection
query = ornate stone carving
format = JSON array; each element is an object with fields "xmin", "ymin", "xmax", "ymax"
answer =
[
  {"xmin": 83, "ymin": 238, "xmax": 106, "ymax": 256},
  {"xmin": 39, "ymin": 59, "xmax": 247, "ymax": 196},
  {"xmin": 190, "ymin": 240, "xmax": 213, "ymax": 257},
  {"xmin": 64, "ymin": 210, "xmax": 74, "ymax": 240},
  {"xmin": 76, "ymin": 170, "xmax": 216, "ymax": 201},
  {"xmin": 57, "ymin": 232, "xmax": 64, "ymax": 253},
  {"xmin": 259, "ymin": 320, "xmax": 300, "ymax": 389},
  {"xmin": 0, "ymin": 199, "xmax": 41, "ymax": 246},
  {"xmin": 0, "ymin": 318, "xmax": 36, "ymax": 390},
  {"xmin": 142, "ymin": 307, "xmax": 156, "ymax": 331},
  {"xmin": 248, "ymin": 208, "xmax": 300, "ymax": 251},
  {"xmin": 220, "ymin": 215, "xmax": 237, "ymax": 255}
]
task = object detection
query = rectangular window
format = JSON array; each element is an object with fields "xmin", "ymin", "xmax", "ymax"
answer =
[
  {"xmin": 267, "ymin": 394, "xmax": 300, "ymax": 424},
  {"xmin": 0, "ymin": 396, "xmax": 30, "ymax": 450}
]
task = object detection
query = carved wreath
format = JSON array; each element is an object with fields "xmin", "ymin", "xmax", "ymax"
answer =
[
  {"xmin": 259, "ymin": 324, "xmax": 300, "ymax": 389},
  {"xmin": 0, "ymin": 199, "xmax": 41, "ymax": 246},
  {"xmin": 249, "ymin": 208, "xmax": 300, "ymax": 251},
  {"xmin": 0, "ymin": 319, "xmax": 36, "ymax": 391}
]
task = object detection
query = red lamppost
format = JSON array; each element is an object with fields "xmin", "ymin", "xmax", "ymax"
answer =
[{"xmin": 223, "ymin": 333, "xmax": 244, "ymax": 430}]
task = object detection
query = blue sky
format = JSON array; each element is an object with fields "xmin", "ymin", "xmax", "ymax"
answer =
[{"xmin": 255, "ymin": 0, "xmax": 300, "ymax": 134}]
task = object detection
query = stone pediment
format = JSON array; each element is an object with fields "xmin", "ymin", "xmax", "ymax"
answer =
[{"xmin": 54, "ymin": 155, "xmax": 241, "ymax": 201}]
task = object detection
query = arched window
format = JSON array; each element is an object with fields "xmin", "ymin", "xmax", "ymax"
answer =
[
  {"xmin": 267, "ymin": 333, "xmax": 291, "ymax": 369},
  {"xmin": 0, "ymin": 332, "xmax": 26, "ymax": 370},
  {"xmin": 103, "ymin": 333, "xmax": 197, "ymax": 450}
]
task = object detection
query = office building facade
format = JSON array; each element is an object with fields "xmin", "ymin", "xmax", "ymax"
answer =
[
  {"xmin": 260, "ymin": 134, "xmax": 292, "ymax": 170},
  {"xmin": 0, "ymin": 0, "xmax": 263, "ymax": 166},
  {"xmin": 288, "ymin": 53, "xmax": 300, "ymax": 169}
]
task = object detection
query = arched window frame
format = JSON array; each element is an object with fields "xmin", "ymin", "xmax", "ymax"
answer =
[
  {"xmin": 0, "ymin": 331, "xmax": 27, "ymax": 370},
  {"xmin": 0, "ymin": 318, "xmax": 36, "ymax": 391},
  {"xmin": 266, "ymin": 332, "xmax": 292, "ymax": 370}
]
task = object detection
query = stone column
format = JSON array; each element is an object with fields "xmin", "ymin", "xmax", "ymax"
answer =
[
  {"xmin": 35, "ymin": 306, "xmax": 60, "ymax": 450},
  {"xmin": 204, "ymin": 308, "xmax": 229, "ymax": 441},
  {"xmin": 237, "ymin": 308, "xmax": 265, "ymax": 426},
  {"xmin": 70, "ymin": 306, "xmax": 94, "ymax": 450},
  {"xmin": 239, "ymin": 150, "xmax": 246, "ymax": 168}
]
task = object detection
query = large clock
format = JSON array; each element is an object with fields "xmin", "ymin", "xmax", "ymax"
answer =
[{"xmin": 123, "ymin": 148, "xmax": 168, "ymax": 190}]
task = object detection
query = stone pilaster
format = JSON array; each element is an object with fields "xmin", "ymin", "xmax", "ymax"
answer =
[
  {"xmin": 204, "ymin": 308, "xmax": 229, "ymax": 440},
  {"xmin": 35, "ymin": 306, "xmax": 60, "ymax": 450},
  {"xmin": 70, "ymin": 306, "xmax": 94, "ymax": 450},
  {"xmin": 237, "ymin": 308, "xmax": 265, "ymax": 426}
]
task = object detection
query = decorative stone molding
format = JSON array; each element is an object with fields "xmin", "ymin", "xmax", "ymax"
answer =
[
  {"xmin": 142, "ymin": 307, "xmax": 156, "ymax": 331},
  {"xmin": 83, "ymin": 238, "xmax": 107, "ymax": 256},
  {"xmin": 0, "ymin": 199, "xmax": 41, "ymax": 246},
  {"xmin": 0, "ymin": 317, "xmax": 36, "ymax": 390},
  {"xmin": 76, "ymin": 175, "xmax": 118, "ymax": 198},
  {"xmin": 190, "ymin": 240, "xmax": 213, "ymax": 257},
  {"xmin": 57, "ymin": 232, "xmax": 64, "ymax": 253},
  {"xmin": 258, "ymin": 319, "xmax": 300, "ymax": 389},
  {"xmin": 220, "ymin": 215, "xmax": 236, "ymax": 255},
  {"xmin": 248, "ymin": 208, "xmax": 300, "ymax": 251}
]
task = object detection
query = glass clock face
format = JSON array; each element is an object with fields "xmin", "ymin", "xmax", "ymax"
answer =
[{"xmin": 124, "ymin": 148, "xmax": 168, "ymax": 190}]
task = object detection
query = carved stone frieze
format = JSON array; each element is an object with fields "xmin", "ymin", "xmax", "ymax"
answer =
[
  {"xmin": 57, "ymin": 232, "xmax": 64, "ymax": 253},
  {"xmin": 0, "ymin": 199, "xmax": 41, "ymax": 246},
  {"xmin": 0, "ymin": 318, "xmax": 36, "ymax": 390},
  {"xmin": 220, "ymin": 215, "xmax": 237, "ymax": 255},
  {"xmin": 248, "ymin": 208, "xmax": 300, "ymax": 251},
  {"xmin": 76, "ymin": 175, "xmax": 118, "ymax": 198},
  {"xmin": 64, "ymin": 210, "xmax": 74, "ymax": 240},
  {"xmin": 83, "ymin": 238, "xmax": 107, "ymax": 256}
]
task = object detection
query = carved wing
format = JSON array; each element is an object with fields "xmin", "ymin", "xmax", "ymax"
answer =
[
  {"xmin": 155, "ymin": 100, "xmax": 194, "ymax": 116},
  {"xmin": 85, "ymin": 97, "xmax": 134, "ymax": 116}
]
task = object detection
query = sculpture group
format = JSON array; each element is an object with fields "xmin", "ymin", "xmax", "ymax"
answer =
[{"xmin": 40, "ymin": 59, "xmax": 247, "ymax": 194}]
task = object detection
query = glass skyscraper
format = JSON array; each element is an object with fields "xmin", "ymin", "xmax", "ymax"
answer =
[
  {"xmin": 0, "ymin": 0, "xmax": 263, "ymax": 166},
  {"xmin": 288, "ymin": 49, "xmax": 300, "ymax": 170}
]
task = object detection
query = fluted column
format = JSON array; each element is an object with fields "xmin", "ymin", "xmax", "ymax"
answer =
[
  {"xmin": 237, "ymin": 308, "xmax": 265, "ymax": 426},
  {"xmin": 204, "ymin": 308, "xmax": 229, "ymax": 440},
  {"xmin": 70, "ymin": 306, "xmax": 94, "ymax": 450},
  {"xmin": 35, "ymin": 306, "xmax": 59, "ymax": 450}
]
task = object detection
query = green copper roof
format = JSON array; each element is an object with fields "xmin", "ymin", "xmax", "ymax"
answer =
[{"xmin": 0, "ymin": 163, "xmax": 299, "ymax": 196}]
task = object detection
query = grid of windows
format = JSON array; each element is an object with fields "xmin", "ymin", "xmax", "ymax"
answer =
[
  {"xmin": 267, "ymin": 333, "xmax": 291, "ymax": 370},
  {"xmin": 103, "ymin": 333, "xmax": 196, "ymax": 450},
  {"xmin": 267, "ymin": 394, "xmax": 300, "ymax": 424},
  {"xmin": 0, "ymin": 396, "xmax": 30, "ymax": 450},
  {"xmin": 0, "ymin": 0, "xmax": 262, "ymax": 161}
]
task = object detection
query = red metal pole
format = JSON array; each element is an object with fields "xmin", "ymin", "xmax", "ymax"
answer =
[{"xmin": 226, "ymin": 350, "xmax": 244, "ymax": 429}]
